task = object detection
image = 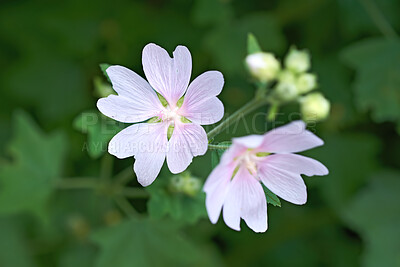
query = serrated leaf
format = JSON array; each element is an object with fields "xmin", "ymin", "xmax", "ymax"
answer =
[
  {"xmin": 73, "ymin": 111, "xmax": 122, "ymax": 158},
  {"xmin": 99, "ymin": 63, "xmax": 111, "ymax": 83},
  {"xmin": 146, "ymin": 175, "xmax": 207, "ymax": 225},
  {"xmin": 91, "ymin": 219, "xmax": 217, "ymax": 267},
  {"xmin": 0, "ymin": 111, "xmax": 67, "ymax": 218},
  {"xmin": 247, "ymin": 33, "xmax": 262, "ymax": 54},
  {"xmin": 341, "ymin": 38, "xmax": 400, "ymax": 126},
  {"xmin": 263, "ymin": 186, "xmax": 281, "ymax": 207}
]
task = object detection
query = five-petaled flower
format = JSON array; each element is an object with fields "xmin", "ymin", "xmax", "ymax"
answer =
[
  {"xmin": 97, "ymin": 43, "xmax": 224, "ymax": 186},
  {"xmin": 203, "ymin": 121, "xmax": 328, "ymax": 233}
]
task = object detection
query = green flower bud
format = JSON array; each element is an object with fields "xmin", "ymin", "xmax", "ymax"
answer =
[
  {"xmin": 246, "ymin": 52, "xmax": 281, "ymax": 82},
  {"xmin": 296, "ymin": 73, "xmax": 317, "ymax": 94},
  {"xmin": 278, "ymin": 69, "xmax": 296, "ymax": 84},
  {"xmin": 275, "ymin": 82, "xmax": 298, "ymax": 102},
  {"xmin": 300, "ymin": 92, "xmax": 330, "ymax": 122},
  {"xmin": 169, "ymin": 172, "xmax": 201, "ymax": 197},
  {"xmin": 182, "ymin": 177, "xmax": 201, "ymax": 197},
  {"xmin": 94, "ymin": 77, "xmax": 115, "ymax": 98},
  {"xmin": 285, "ymin": 47, "xmax": 310, "ymax": 73}
]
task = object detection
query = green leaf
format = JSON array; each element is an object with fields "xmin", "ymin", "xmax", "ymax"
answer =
[
  {"xmin": 210, "ymin": 141, "xmax": 231, "ymax": 169},
  {"xmin": 263, "ymin": 186, "xmax": 281, "ymax": 207},
  {"xmin": 0, "ymin": 217, "xmax": 36, "ymax": 267},
  {"xmin": 91, "ymin": 219, "xmax": 217, "ymax": 267},
  {"xmin": 73, "ymin": 111, "xmax": 122, "ymax": 159},
  {"xmin": 247, "ymin": 33, "xmax": 262, "ymax": 54},
  {"xmin": 341, "ymin": 38, "xmax": 400, "ymax": 126},
  {"xmin": 99, "ymin": 63, "xmax": 111, "ymax": 83},
  {"xmin": 342, "ymin": 170, "xmax": 400, "ymax": 267},
  {"xmin": 0, "ymin": 111, "xmax": 67, "ymax": 218},
  {"xmin": 146, "ymin": 174, "xmax": 207, "ymax": 225}
]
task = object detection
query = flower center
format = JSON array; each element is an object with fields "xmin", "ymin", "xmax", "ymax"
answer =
[
  {"xmin": 161, "ymin": 106, "xmax": 180, "ymax": 122},
  {"xmin": 236, "ymin": 150, "xmax": 258, "ymax": 175}
]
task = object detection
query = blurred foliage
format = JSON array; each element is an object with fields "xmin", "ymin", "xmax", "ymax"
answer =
[{"xmin": 0, "ymin": 0, "xmax": 400, "ymax": 266}]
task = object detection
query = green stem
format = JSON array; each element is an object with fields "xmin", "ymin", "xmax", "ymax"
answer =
[
  {"xmin": 114, "ymin": 166, "xmax": 135, "ymax": 186},
  {"xmin": 120, "ymin": 187, "xmax": 149, "ymax": 199},
  {"xmin": 56, "ymin": 177, "xmax": 98, "ymax": 189},
  {"xmin": 208, "ymin": 144, "xmax": 230, "ymax": 150},
  {"xmin": 207, "ymin": 97, "xmax": 270, "ymax": 140},
  {"xmin": 113, "ymin": 196, "xmax": 137, "ymax": 218},
  {"xmin": 359, "ymin": 0, "xmax": 398, "ymax": 39},
  {"xmin": 266, "ymin": 102, "xmax": 279, "ymax": 121},
  {"xmin": 100, "ymin": 154, "xmax": 113, "ymax": 183}
]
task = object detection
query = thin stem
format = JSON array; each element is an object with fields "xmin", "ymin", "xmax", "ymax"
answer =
[
  {"xmin": 208, "ymin": 144, "xmax": 230, "ymax": 150},
  {"xmin": 359, "ymin": 0, "xmax": 398, "ymax": 39},
  {"xmin": 266, "ymin": 102, "xmax": 279, "ymax": 121},
  {"xmin": 100, "ymin": 154, "xmax": 113, "ymax": 183},
  {"xmin": 207, "ymin": 97, "xmax": 270, "ymax": 140},
  {"xmin": 114, "ymin": 166, "xmax": 135, "ymax": 186},
  {"xmin": 120, "ymin": 187, "xmax": 150, "ymax": 199},
  {"xmin": 56, "ymin": 177, "xmax": 98, "ymax": 189},
  {"xmin": 113, "ymin": 196, "xmax": 137, "ymax": 218}
]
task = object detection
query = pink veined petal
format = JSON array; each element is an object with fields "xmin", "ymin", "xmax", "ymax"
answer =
[
  {"xmin": 257, "ymin": 159, "xmax": 307, "ymax": 205},
  {"xmin": 142, "ymin": 43, "xmax": 192, "ymax": 106},
  {"xmin": 263, "ymin": 154, "xmax": 328, "ymax": 177},
  {"xmin": 233, "ymin": 135, "xmax": 264, "ymax": 149},
  {"xmin": 204, "ymin": 162, "xmax": 235, "ymax": 224},
  {"xmin": 133, "ymin": 122, "xmax": 169, "ymax": 186},
  {"xmin": 223, "ymin": 167, "xmax": 268, "ymax": 232},
  {"xmin": 180, "ymin": 71, "xmax": 224, "ymax": 125},
  {"xmin": 97, "ymin": 65, "xmax": 163, "ymax": 123},
  {"xmin": 220, "ymin": 143, "xmax": 247, "ymax": 165},
  {"xmin": 108, "ymin": 122, "xmax": 168, "ymax": 186},
  {"xmin": 97, "ymin": 95, "xmax": 160, "ymax": 123},
  {"xmin": 257, "ymin": 120, "xmax": 324, "ymax": 153},
  {"xmin": 166, "ymin": 122, "xmax": 208, "ymax": 174}
]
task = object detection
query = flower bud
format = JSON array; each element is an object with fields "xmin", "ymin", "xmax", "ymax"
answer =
[
  {"xmin": 275, "ymin": 82, "xmax": 298, "ymax": 102},
  {"xmin": 182, "ymin": 177, "xmax": 201, "ymax": 197},
  {"xmin": 94, "ymin": 77, "xmax": 115, "ymax": 98},
  {"xmin": 246, "ymin": 52, "xmax": 281, "ymax": 82},
  {"xmin": 296, "ymin": 73, "xmax": 317, "ymax": 94},
  {"xmin": 285, "ymin": 47, "xmax": 310, "ymax": 73},
  {"xmin": 169, "ymin": 172, "xmax": 201, "ymax": 197},
  {"xmin": 278, "ymin": 69, "xmax": 296, "ymax": 84},
  {"xmin": 300, "ymin": 92, "xmax": 330, "ymax": 122}
]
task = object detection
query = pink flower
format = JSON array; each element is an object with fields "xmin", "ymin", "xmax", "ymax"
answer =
[
  {"xmin": 204, "ymin": 121, "xmax": 328, "ymax": 232},
  {"xmin": 97, "ymin": 43, "xmax": 224, "ymax": 186}
]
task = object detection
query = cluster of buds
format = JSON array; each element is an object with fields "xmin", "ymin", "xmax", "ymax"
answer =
[
  {"xmin": 245, "ymin": 45, "xmax": 330, "ymax": 123},
  {"xmin": 169, "ymin": 172, "xmax": 202, "ymax": 197}
]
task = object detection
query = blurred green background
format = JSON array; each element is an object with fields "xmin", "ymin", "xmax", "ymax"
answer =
[{"xmin": 1, "ymin": 0, "xmax": 400, "ymax": 266}]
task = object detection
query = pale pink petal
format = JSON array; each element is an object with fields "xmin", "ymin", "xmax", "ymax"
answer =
[
  {"xmin": 263, "ymin": 154, "xmax": 328, "ymax": 176},
  {"xmin": 223, "ymin": 167, "xmax": 267, "ymax": 232},
  {"xmin": 97, "ymin": 95, "xmax": 160, "ymax": 123},
  {"xmin": 220, "ymin": 143, "xmax": 247, "ymax": 165},
  {"xmin": 233, "ymin": 135, "xmax": 264, "ymax": 149},
  {"xmin": 108, "ymin": 122, "xmax": 168, "ymax": 186},
  {"xmin": 133, "ymin": 123, "xmax": 169, "ymax": 186},
  {"xmin": 166, "ymin": 122, "xmax": 207, "ymax": 174},
  {"xmin": 257, "ymin": 121, "xmax": 323, "ymax": 153},
  {"xmin": 258, "ymin": 159, "xmax": 307, "ymax": 205},
  {"xmin": 204, "ymin": 163, "xmax": 235, "ymax": 223},
  {"xmin": 180, "ymin": 71, "xmax": 224, "ymax": 125},
  {"xmin": 238, "ymin": 168, "xmax": 268, "ymax": 233},
  {"xmin": 97, "ymin": 65, "xmax": 163, "ymax": 123},
  {"xmin": 142, "ymin": 44, "xmax": 191, "ymax": 106}
]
